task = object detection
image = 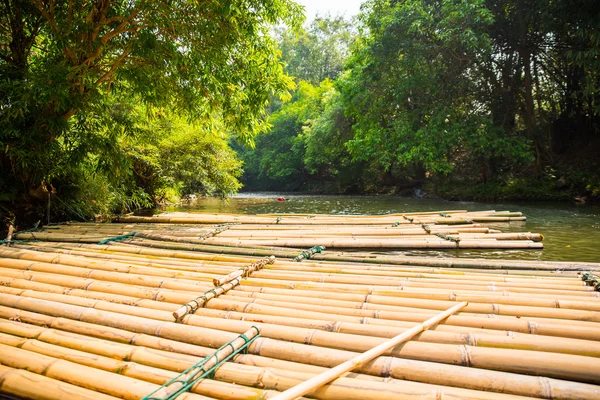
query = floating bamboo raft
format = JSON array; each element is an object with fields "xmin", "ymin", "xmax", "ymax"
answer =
[
  {"xmin": 1, "ymin": 210, "xmax": 600, "ymax": 399},
  {"xmin": 14, "ymin": 210, "xmax": 543, "ymax": 250}
]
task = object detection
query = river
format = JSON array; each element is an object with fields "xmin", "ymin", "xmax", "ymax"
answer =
[{"xmin": 165, "ymin": 193, "xmax": 600, "ymax": 263}]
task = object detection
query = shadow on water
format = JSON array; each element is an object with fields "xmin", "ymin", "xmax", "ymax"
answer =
[{"xmin": 165, "ymin": 193, "xmax": 600, "ymax": 263}]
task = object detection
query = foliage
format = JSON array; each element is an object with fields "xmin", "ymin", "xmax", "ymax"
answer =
[
  {"xmin": 240, "ymin": 0, "xmax": 599, "ymax": 201},
  {"xmin": 341, "ymin": 0, "xmax": 533, "ymax": 181},
  {"xmin": 0, "ymin": 0, "xmax": 302, "ymax": 227},
  {"xmin": 276, "ymin": 14, "xmax": 355, "ymax": 84},
  {"xmin": 239, "ymin": 80, "xmax": 332, "ymax": 190},
  {"xmin": 152, "ymin": 117, "xmax": 243, "ymax": 198}
]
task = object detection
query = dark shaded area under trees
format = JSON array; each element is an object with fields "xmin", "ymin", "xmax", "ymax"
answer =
[{"xmin": 237, "ymin": 0, "xmax": 600, "ymax": 202}]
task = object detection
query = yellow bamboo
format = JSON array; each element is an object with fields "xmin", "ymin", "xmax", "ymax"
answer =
[
  {"xmin": 213, "ymin": 255, "xmax": 276, "ymax": 286},
  {"xmin": 3, "ymin": 211, "xmax": 600, "ymax": 400},
  {"xmin": 271, "ymin": 302, "xmax": 468, "ymax": 400},
  {"xmin": 0, "ymin": 258, "xmax": 598, "ymax": 328},
  {"xmin": 1, "ymin": 302, "xmax": 598, "ymax": 399},
  {"xmin": 9, "ymin": 244, "xmax": 579, "ymax": 281},
  {"xmin": 0, "ymin": 329, "xmax": 536, "ymax": 400},
  {"xmin": 5, "ymin": 281, "xmax": 600, "ymax": 360},
  {"xmin": 0, "ymin": 364, "xmax": 121, "ymax": 400},
  {"xmin": 0, "ymin": 342, "xmax": 207, "ymax": 400},
  {"xmin": 2, "ymin": 291, "xmax": 599, "ymax": 384}
]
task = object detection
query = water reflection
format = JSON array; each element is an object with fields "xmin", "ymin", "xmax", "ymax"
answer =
[{"xmin": 165, "ymin": 193, "xmax": 600, "ymax": 263}]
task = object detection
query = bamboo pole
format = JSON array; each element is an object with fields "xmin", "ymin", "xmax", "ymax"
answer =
[
  {"xmin": 0, "ymin": 329, "xmax": 537, "ymax": 400},
  {"xmin": 0, "ymin": 248, "xmax": 588, "ymax": 297},
  {"xmin": 0, "ymin": 364, "xmax": 121, "ymax": 400},
  {"xmin": 201, "ymin": 237, "xmax": 543, "ymax": 249},
  {"xmin": 213, "ymin": 255, "xmax": 276, "ymax": 286},
  {"xmin": 1, "ymin": 302, "xmax": 599, "ymax": 399},
  {"xmin": 4, "ymin": 211, "xmax": 600, "ymax": 400},
  {"xmin": 13, "ymin": 243, "xmax": 586, "ymax": 285},
  {"xmin": 0, "ymin": 255, "xmax": 598, "ymax": 321},
  {"xmin": 143, "ymin": 326, "xmax": 261, "ymax": 399},
  {"xmin": 89, "ymin": 239, "xmax": 600, "ymax": 271},
  {"xmin": 2, "ymin": 291, "xmax": 600, "ymax": 384},
  {"xmin": 0, "ymin": 256, "xmax": 598, "ymax": 326},
  {"xmin": 0, "ymin": 342, "xmax": 206, "ymax": 400},
  {"xmin": 5, "ymin": 281, "xmax": 600, "ymax": 359},
  {"xmin": 271, "ymin": 302, "xmax": 468, "ymax": 400}
]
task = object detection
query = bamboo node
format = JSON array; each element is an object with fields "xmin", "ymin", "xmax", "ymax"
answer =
[
  {"xmin": 528, "ymin": 321, "xmax": 539, "ymax": 334},
  {"xmin": 460, "ymin": 345, "xmax": 473, "ymax": 367}
]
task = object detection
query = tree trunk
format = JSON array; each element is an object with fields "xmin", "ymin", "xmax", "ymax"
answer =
[{"xmin": 518, "ymin": 1, "xmax": 541, "ymax": 175}]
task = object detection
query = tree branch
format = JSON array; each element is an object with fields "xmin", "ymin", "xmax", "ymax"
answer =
[
  {"xmin": 29, "ymin": 0, "xmax": 59, "ymax": 33},
  {"xmin": 95, "ymin": 43, "xmax": 133, "ymax": 86}
]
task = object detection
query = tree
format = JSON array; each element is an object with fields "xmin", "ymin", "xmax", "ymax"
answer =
[
  {"xmin": 238, "ymin": 80, "xmax": 332, "ymax": 190},
  {"xmin": 341, "ymin": 0, "xmax": 532, "ymax": 183},
  {"xmin": 0, "ymin": 0, "xmax": 302, "ymax": 224},
  {"xmin": 276, "ymin": 14, "xmax": 355, "ymax": 84}
]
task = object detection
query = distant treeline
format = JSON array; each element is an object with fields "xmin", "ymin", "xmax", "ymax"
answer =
[{"xmin": 237, "ymin": 0, "xmax": 600, "ymax": 201}]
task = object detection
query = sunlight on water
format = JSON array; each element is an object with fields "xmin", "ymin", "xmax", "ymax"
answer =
[{"xmin": 166, "ymin": 193, "xmax": 600, "ymax": 263}]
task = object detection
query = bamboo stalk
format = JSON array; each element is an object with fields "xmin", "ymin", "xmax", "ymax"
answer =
[
  {"xmin": 13, "ymin": 243, "xmax": 585, "ymax": 286},
  {"xmin": 0, "ymin": 329, "xmax": 536, "ymax": 400},
  {"xmin": 90, "ymin": 238, "xmax": 600, "ymax": 271},
  {"xmin": 3, "ymin": 210, "xmax": 600, "ymax": 400},
  {"xmin": 6, "ymin": 281, "xmax": 600, "ymax": 359},
  {"xmin": 0, "ymin": 342, "xmax": 206, "ymax": 400},
  {"xmin": 143, "ymin": 326, "xmax": 260, "ymax": 399},
  {"xmin": 271, "ymin": 302, "xmax": 468, "ymax": 400},
  {"xmin": 0, "ymin": 256, "xmax": 598, "ymax": 326},
  {"xmin": 0, "ymin": 249, "xmax": 588, "ymax": 296},
  {"xmin": 1, "ymin": 302, "xmax": 599, "ymax": 399},
  {"xmin": 0, "ymin": 364, "xmax": 121, "ymax": 400},
  {"xmin": 2, "ymin": 291, "xmax": 600, "ymax": 384},
  {"xmin": 213, "ymin": 255, "xmax": 276, "ymax": 286}
]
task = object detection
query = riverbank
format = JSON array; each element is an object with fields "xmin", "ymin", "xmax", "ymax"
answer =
[{"xmin": 243, "ymin": 174, "xmax": 600, "ymax": 204}]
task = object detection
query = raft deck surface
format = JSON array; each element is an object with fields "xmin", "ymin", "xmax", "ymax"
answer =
[
  {"xmin": 16, "ymin": 209, "xmax": 544, "ymax": 250},
  {"xmin": 1, "ymin": 210, "xmax": 600, "ymax": 399}
]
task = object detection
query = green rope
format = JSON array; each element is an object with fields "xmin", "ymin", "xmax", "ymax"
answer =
[
  {"xmin": 582, "ymin": 273, "xmax": 600, "ymax": 291},
  {"xmin": 3, "ymin": 222, "xmax": 41, "ymax": 245},
  {"xmin": 142, "ymin": 327, "xmax": 261, "ymax": 400},
  {"xmin": 435, "ymin": 232, "xmax": 460, "ymax": 247},
  {"xmin": 422, "ymin": 224, "xmax": 431, "ymax": 234},
  {"xmin": 392, "ymin": 222, "xmax": 401, "ymax": 227},
  {"xmin": 440, "ymin": 212, "xmax": 449, "ymax": 217},
  {"xmin": 295, "ymin": 245, "xmax": 326, "ymax": 262},
  {"xmin": 97, "ymin": 232, "xmax": 137, "ymax": 245},
  {"xmin": 200, "ymin": 224, "xmax": 234, "ymax": 240},
  {"xmin": 275, "ymin": 216, "xmax": 282, "ymax": 224},
  {"xmin": 0, "ymin": 239, "xmax": 31, "ymax": 245}
]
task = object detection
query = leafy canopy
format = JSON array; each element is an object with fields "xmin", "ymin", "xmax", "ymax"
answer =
[{"xmin": 0, "ymin": 0, "xmax": 303, "ymax": 221}]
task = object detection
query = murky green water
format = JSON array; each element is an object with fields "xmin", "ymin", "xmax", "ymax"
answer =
[{"xmin": 166, "ymin": 193, "xmax": 600, "ymax": 263}]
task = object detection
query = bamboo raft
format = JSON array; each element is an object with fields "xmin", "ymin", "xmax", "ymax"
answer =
[
  {"xmin": 1, "ymin": 210, "xmax": 600, "ymax": 399},
  {"xmin": 14, "ymin": 210, "xmax": 543, "ymax": 250}
]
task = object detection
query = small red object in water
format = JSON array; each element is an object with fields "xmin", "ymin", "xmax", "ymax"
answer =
[{"xmin": 277, "ymin": 197, "xmax": 285, "ymax": 201}]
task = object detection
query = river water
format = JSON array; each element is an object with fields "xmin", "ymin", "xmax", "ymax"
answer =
[{"xmin": 166, "ymin": 193, "xmax": 600, "ymax": 263}]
